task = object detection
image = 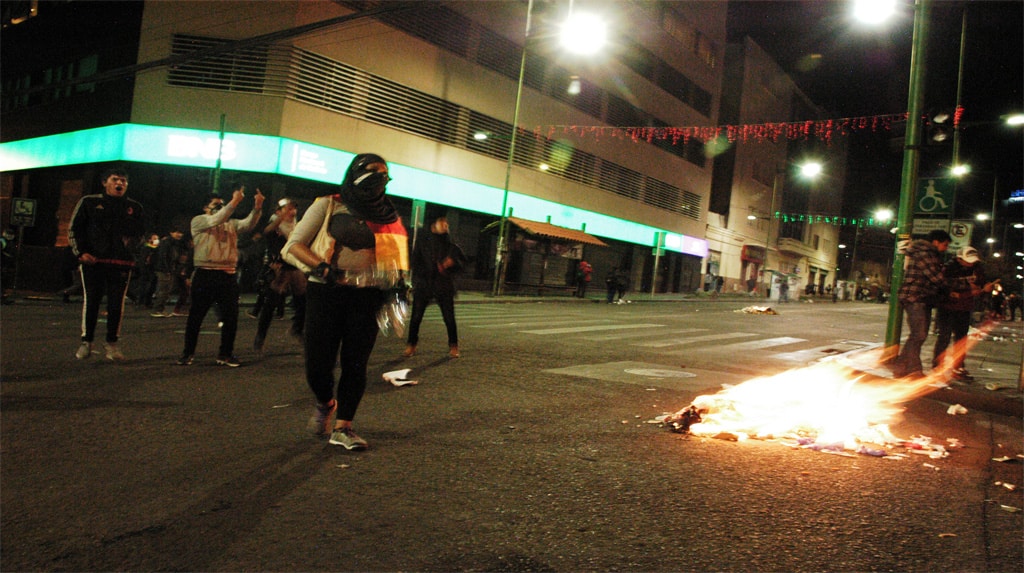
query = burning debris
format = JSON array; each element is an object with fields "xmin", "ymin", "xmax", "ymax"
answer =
[
  {"xmin": 736, "ymin": 305, "xmax": 778, "ymax": 315},
  {"xmin": 658, "ymin": 362, "xmax": 957, "ymax": 458}
]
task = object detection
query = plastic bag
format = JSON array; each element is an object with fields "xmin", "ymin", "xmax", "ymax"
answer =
[{"xmin": 376, "ymin": 288, "xmax": 410, "ymax": 338}]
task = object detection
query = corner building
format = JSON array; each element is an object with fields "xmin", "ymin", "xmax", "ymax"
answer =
[{"xmin": 4, "ymin": 1, "xmax": 778, "ymax": 296}]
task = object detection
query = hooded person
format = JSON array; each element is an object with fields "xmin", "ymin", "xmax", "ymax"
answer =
[
  {"xmin": 403, "ymin": 213, "xmax": 467, "ymax": 358},
  {"xmin": 283, "ymin": 153, "xmax": 409, "ymax": 450},
  {"xmin": 932, "ymin": 245, "xmax": 992, "ymax": 381}
]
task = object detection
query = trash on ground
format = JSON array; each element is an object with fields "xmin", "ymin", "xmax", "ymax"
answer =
[
  {"xmin": 737, "ymin": 305, "xmax": 777, "ymax": 315},
  {"xmin": 946, "ymin": 404, "xmax": 968, "ymax": 415},
  {"xmin": 999, "ymin": 505, "xmax": 1022, "ymax": 513},
  {"xmin": 383, "ymin": 368, "xmax": 418, "ymax": 386}
]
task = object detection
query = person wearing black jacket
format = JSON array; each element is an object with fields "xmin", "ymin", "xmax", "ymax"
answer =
[
  {"xmin": 68, "ymin": 166, "xmax": 146, "ymax": 360},
  {"xmin": 403, "ymin": 215, "xmax": 467, "ymax": 358},
  {"xmin": 932, "ymin": 246, "xmax": 992, "ymax": 381},
  {"xmin": 150, "ymin": 228, "xmax": 190, "ymax": 317}
]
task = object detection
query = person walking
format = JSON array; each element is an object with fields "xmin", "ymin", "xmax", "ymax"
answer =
[
  {"xmin": 615, "ymin": 268, "xmax": 631, "ymax": 303},
  {"xmin": 575, "ymin": 260, "xmax": 593, "ymax": 298},
  {"xmin": 889, "ymin": 230, "xmax": 964, "ymax": 378},
  {"xmin": 403, "ymin": 215, "xmax": 466, "ymax": 358},
  {"xmin": 177, "ymin": 183, "xmax": 264, "ymax": 367},
  {"xmin": 254, "ymin": 198, "xmax": 307, "ymax": 356},
  {"xmin": 130, "ymin": 233, "xmax": 160, "ymax": 307},
  {"xmin": 932, "ymin": 246, "xmax": 991, "ymax": 382},
  {"xmin": 149, "ymin": 227, "xmax": 190, "ymax": 317},
  {"xmin": 1008, "ymin": 292, "xmax": 1022, "ymax": 321},
  {"xmin": 68, "ymin": 166, "xmax": 146, "ymax": 360},
  {"xmin": 604, "ymin": 266, "xmax": 619, "ymax": 303},
  {"xmin": 283, "ymin": 153, "xmax": 408, "ymax": 450}
]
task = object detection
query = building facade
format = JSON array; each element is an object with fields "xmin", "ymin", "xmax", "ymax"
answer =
[
  {"xmin": 2, "ymin": 0, "xmax": 733, "ymax": 294},
  {"xmin": 706, "ymin": 37, "xmax": 846, "ymax": 299}
]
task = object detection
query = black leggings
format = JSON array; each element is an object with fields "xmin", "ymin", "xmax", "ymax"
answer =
[{"xmin": 304, "ymin": 283, "xmax": 381, "ymax": 422}]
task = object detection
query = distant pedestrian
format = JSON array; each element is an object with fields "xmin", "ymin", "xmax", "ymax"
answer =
[
  {"xmin": 404, "ymin": 215, "xmax": 466, "ymax": 358},
  {"xmin": 715, "ymin": 275, "xmax": 724, "ymax": 294},
  {"xmin": 605, "ymin": 267, "xmax": 619, "ymax": 303},
  {"xmin": 149, "ymin": 227, "xmax": 191, "ymax": 317},
  {"xmin": 68, "ymin": 166, "xmax": 146, "ymax": 360},
  {"xmin": 178, "ymin": 183, "xmax": 264, "ymax": 367},
  {"xmin": 932, "ymin": 246, "xmax": 991, "ymax": 382},
  {"xmin": 283, "ymin": 153, "xmax": 408, "ymax": 450},
  {"xmin": 254, "ymin": 198, "xmax": 307, "ymax": 357},
  {"xmin": 130, "ymin": 233, "xmax": 160, "ymax": 307},
  {"xmin": 615, "ymin": 268, "xmax": 630, "ymax": 303},
  {"xmin": 575, "ymin": 260, "xmax": 593, "ymax": 298},
  {"xmin": 1008, "ymin": 293, "xmax": 1022, "ymax": 321},
  {"xmin": 989, "ymin": 285, "xmax": 1007, "ymax": 320},
  {"xmin": 778, "ymin": 280, "xmax": 789, "ymax": 303}
]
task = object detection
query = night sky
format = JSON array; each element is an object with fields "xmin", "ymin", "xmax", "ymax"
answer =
[{"xmin": 726, "ymin": 0, "xmax": 1023, "ymax": 223}]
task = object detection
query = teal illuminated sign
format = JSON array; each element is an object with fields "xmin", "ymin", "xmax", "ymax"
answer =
[{"xmin": 0, "ymin": 124, "xmax": 707, "ymax": 258}]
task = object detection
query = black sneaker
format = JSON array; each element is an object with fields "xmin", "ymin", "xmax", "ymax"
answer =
[
  {"xmin": 177, "ymin": 353, "xmax": 194, "ymax": 366},
  {"xmin": 216, "ymin": 355, "xmax": 241, "ymax": 367}
]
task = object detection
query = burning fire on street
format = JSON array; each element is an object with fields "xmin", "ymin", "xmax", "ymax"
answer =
[
  {"xmin": 659, "ymin": 321, "xmax": 1002, "ymax": 458},
  {"xmin": 661, "ymin": 362, "xmax": 970, "ymax": 459}
]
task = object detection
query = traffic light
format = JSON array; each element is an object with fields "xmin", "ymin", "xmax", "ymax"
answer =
[{"xmin": 926, "ymin": 108, "xmax": 954, "ymax": 145}]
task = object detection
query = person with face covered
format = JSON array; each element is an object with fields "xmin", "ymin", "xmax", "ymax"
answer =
[
  {"xmin": 178, "ymin": 182, "xmax": 264, "ymax": 367},
  {"xmin": 283, "ymin": 153, "xmax": 409, "ymax": 450},
  {"xmin": 403, "ymin": 215, "xmax": 466, "ymax": 358},
  {"xmin": 68, "ymin": 166, "xmax": 146, "ymax": 360}
]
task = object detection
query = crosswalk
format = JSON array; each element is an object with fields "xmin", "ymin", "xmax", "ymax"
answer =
[{"xmin": 416, "ymin": 305, "xmax": 878, "ymax": 364}]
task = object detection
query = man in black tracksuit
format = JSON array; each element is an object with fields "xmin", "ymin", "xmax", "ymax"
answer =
[{"xmin": 68, "ymin": 166, "xmax": 146, "ymax": 360}]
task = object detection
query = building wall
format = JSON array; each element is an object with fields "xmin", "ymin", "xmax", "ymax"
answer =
[{"xmin": 706, "ymin": 37, "xmax": 846, "ymax": 296}]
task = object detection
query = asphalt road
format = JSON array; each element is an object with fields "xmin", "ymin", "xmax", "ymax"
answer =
[{"xmin": 2, "ymin": 296, "xmax": 1022, "ymax": 572}]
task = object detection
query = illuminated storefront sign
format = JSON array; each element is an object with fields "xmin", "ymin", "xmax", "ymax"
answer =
[{"xmin": 0, "ymin": 123, "xmax": 708, "ymax": 257}]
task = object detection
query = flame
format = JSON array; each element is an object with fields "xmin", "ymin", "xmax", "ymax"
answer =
[
  {"xmin": 679, "ymin": 362, "xmax": 935, "ymax": 447},
  {"xmin": 666, "ymin": 321, "xmax": 998, "ymax": 453}
]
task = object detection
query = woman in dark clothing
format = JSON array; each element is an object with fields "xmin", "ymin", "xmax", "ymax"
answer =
[
  {"xmin": 403, "ymin": 215, "xmax": 467, "ymax": 358},
  {"xmin": 282, "ymin": 153, "xmax": 408, "ymax": 450}
]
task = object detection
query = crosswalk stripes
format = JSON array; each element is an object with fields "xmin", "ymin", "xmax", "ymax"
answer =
[
  {"xmin": 421, "ymin": 305, "xmax": 854, "ymax": 362},
  {"xmin": 634, "ymin": 331, "xmax": 757, "ymax": 348},
  {"xmin": 520, "ymin": 323, "xmax": 665, "ymax": 335}
]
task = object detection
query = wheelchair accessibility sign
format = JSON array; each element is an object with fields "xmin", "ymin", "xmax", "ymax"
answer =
[{"xmin": 915, "ymin": 178, "xmax": 953, "ymax": 214}]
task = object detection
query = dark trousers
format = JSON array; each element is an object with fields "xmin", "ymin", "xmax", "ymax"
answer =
[
  {"xmin": 79, "ymin": 264, "xmax": 132, "ymax": 343},
  {"xmin": 255, "ymin": 267, "xmax": 306, "ymax": 344},
  {"xmin": 304, "ymin": 283, "xmax": 381, "ymax": 422},
  {"xmin": 933, "ymin": 307, "xmax": 970, "ymax": 370},
  {"xmin": 183, "ymin": 269, "xmax": 240, "ymax": 357},
  {"xmin": 895, "ymin": 302, "xmax": 932, "ymax": 375},
  {"xmin": 406, "ymin": 288, "xmax": 458, "ymax": 346}
]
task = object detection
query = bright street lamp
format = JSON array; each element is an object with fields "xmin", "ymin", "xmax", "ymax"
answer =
[
  {"xmin": 761, "ymin": 161, "xmax": 822, "ymax": 297},
  {"xmin": 491, "ymin": 2, "xmax": 607, "ymax": 296}
]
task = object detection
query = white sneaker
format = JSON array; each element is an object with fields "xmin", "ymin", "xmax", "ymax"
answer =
[
  {"xmin": 75, "ymin": 342, "xmax": 92, "ymax": 360},
  {"xmin": 104, "ymin": 342, "xmax": 126, "ymax": 361},
  {"xmin": 329, "ymin": 427, "xmax": 368, "ymax": 450}
]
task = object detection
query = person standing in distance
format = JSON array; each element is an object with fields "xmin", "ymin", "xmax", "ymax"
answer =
[
  {"xmin": 253, "ymin": 198, "xmax": 307, "ymax": 356},
  {"xmin": 932, "ymin": 246, "xmax": 992, "ymax": 382},
  {"xmin": 283, "ymin": 153, "xmax": 409, "ymax": 450},
  {"xmin": 403, "ymin": 215, "xmax": 467, "ymax": 358},
  {"xmin": 68, "ymin": 166, "xmax": 146, "ymax": 360},
  {"xmin": 178, "ymin": 183, "xmax": 264, "ymax": 367}
]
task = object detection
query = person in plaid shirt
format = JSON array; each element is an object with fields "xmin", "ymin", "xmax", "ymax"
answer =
[{"xmin": 890, "ymin": 229, "xmax": 966, "ymax": 378}]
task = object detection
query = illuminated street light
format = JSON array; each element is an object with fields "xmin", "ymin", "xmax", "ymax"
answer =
[
  {"xmin": 1006, "ymin": 113, "xmax": 1024, "ymax": 126},
  {"xmin": 852, "ymin": 0, "xmax": 897, "ymax": 25},
  {"xmin": 762, "ymin": 161, "xmax": 822, "ymax": 296}
]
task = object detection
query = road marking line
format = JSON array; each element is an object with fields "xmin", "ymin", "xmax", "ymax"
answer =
[
  {"xmin": 637, "ymin": 332, "xmax": 756, "ymax": 348},
  {"xmin": 521, "ymin": 323, "xmax": 665, "ymax": 335},
  {"xmin": 716, "ymin": 336, "xmax": 807, "ymax": 350},
  {"xmin": 584, "ymin": 327, "xmax": 703, "ymax": 341}
]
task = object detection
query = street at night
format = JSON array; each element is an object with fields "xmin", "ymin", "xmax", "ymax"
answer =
[{"xmin": 2, "ymin": 295, "xmax": 1021, "ymax": 571}]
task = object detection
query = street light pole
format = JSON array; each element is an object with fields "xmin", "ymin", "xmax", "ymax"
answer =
[
  {"xmin": 491, "ymin": 0, "xmax": 534, "ymax": 297},
  {"xmin": 762, "ymin": 170, "xmax": 782, "ymax": 298},
  {"xmin": 884, "ymin": 0, "xmax": 932, "ymax": 359}
]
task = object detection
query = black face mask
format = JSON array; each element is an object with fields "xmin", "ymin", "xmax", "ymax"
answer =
[
  {"xmin": 209, "ymin": 203, "xmax": 224, "ymax": 214},
  {"xmin": 338, "ymin": 153, "xmax": 397, "ymax": 224}
]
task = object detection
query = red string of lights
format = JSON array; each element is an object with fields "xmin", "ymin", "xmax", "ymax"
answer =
[{"xmin": 533, "ymin": 112, "xmax": 913, "ymax": 145}]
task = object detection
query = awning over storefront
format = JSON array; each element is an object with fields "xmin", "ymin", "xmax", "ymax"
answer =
[{"xmin": 504, "ymin": 217, "xmax": 609, "ymax": 247}]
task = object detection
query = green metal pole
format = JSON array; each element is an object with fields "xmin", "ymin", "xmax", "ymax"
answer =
[
  {"xmin": 884, "ymin": 0, "xmax": 931, "ymax": 358},
  {"xmin": 491, "ymin": 0, "xmax": 533, "ymax": 296}
]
